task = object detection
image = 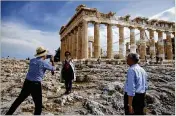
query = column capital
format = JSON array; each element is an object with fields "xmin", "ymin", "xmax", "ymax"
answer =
[
  {"xmin": 148, "ymin": 29, "xmax": 154, "ymax": 32},
  {"xmin": 92, "ymin": 21, "xmax": 100, "ymax": 25},
  {"xmin": 117, "ymin": 24, "xmax": 124, "ymax": 28},
  {"xmin": 129, "ymin": 26, "xmax": 135, "ymax": 30},
  {"xmin": 138, "ymin": 27, "xmax": 145, "ymax": 31},
  {"xmin": 105, "ymin": 23, "xmax": 113, "ymax": 26},
  {"xmin": 82, "ymin": 20, "xmax": 88, "ymax": 24},
  {"xmin": 156, "ymin": 30, "xmax": 163, "ymax": 33}
]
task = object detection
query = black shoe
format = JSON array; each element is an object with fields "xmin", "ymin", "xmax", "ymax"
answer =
[
  {"xmin": 64, "ymin": 91, "xmax": 69, "ymax": 95},
  {"xmin": 68, "ymin": 90, "xmax": 72, "ymax": 94}
]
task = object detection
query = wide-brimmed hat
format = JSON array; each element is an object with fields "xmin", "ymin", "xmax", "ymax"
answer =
[{"xmin": 35, "ymin": 46, "xmax": 48, "ymax": 57}]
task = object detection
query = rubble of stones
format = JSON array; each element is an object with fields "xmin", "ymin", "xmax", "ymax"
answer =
[{"xmin": 1, "ymin": 58, "xmax": 175, "ymax": 115}]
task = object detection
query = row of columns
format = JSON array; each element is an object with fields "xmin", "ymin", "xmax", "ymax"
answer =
[
  {"xmin": 60, "ymin": 21, "xmax": 174, "ymax": 61},
  {"xmin": 61, "ymin": 21, "xmax": 88, "ymax": 60},
  {"xmin": 127, "ymin": 29, "xmax": 173, "ymax": 60},
  {"xmin": 166, "ymin": 32, "xmax": 173, "ymax": 59},
  {"xmin": 149, "ymin": 30, "xmax": 173, "ymax": 60},
  {"xmin": 94, "ymin": 23, "xmax": 100, "ymax": 58}
]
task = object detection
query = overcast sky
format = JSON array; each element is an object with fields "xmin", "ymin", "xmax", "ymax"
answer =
[{"xmin": 1, "ymin": 0, "xmax": 175, "ymax": 59}]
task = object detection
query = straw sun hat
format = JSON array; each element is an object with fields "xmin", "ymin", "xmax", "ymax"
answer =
[{"xmin": 34, "ymin": 46, "xmax": 48, "ymax": 57}]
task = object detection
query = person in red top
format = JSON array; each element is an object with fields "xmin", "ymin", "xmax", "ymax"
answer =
[{"xmin": 61, "ymin": 51, "xmax": 75, "ymax": 94}]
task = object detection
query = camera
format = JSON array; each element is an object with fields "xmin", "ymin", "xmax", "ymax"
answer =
[{"xmin": 46, "ymin": 55, "xmax": 52, "ymax": 59}]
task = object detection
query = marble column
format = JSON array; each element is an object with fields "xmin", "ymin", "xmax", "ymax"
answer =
[
  {"xmin": 75, "ymin": 28, "xmax": 78, "ymax": 59},
  {"xmin": 78, "ymin": 24, "xmax": 82, "ymax": 59},
  {"xmin": 118, "ymin": 25, "xmax": 125, "ymax": 59},
  {"xmin": 64, "ymin": 38, "xmax": 66, "ymax": 59},
  {"xmin": 126, "ymin": 42, "xmax": 130, "ymax": 55},
  {"xmin": 90, "ymin": 42, "xmax": 93, "ymax": 58},
  {"xmin": 67, "ymin": 35, "xmax": 69, "ymax": 52},
  {"xmin": 64, "ymin": 38, "xmax": 67, "ymax": 55},
  {"xmin": 172, "ymin": 32, "xmax": 175, "ymax": 59},
  {"xmin": 67, "ymin": 36, "xmax": 69, "ymax": 52},
  {"xmin": 82, "ymin": 20, "xmax": 88, "ymax": 59},
  {"xmin": 64, "ymin": 37, "xmax": 66, "ymax": 52},
  {"xmin": 62, "ymin": 38, "xmax": 66, "ymax": 61},
  {"xmin": 65, "ymin": 36, "xmax": 68, "ymax": 52},
  {"xmin": 60, "ymin": 39, "xmax": 63, "ymax": 61},
  {"xmin": 129, "ymin": 26, "xmax": 136, "ymax": 53},
  {"xmin": 89, "ymin": 41, "xmax": 93, "ymax": 58},
  {"xmin": 62, "ymin": 38, "xmax": 65, "ymax": 60},
  {"xmin": 94, "ymin": 22, "xmax": 100, "ymax": 58},
  {"xmin": 166, "ymin": 31, "xmax": 173, "ymax": 59},
  {"xmin": 68, "ymin": 34, "xmax": 71, "ymax": 53},
  {"xmin": 71, "ymin": 32, "xmax": 74, "ymax": 56},
  {"xmin": 149, "ymin": 29, "xmax": 155, "ymax": 59},
  {"xmin": 71, "ymin": 31, "xmax": 75, "ymax": 58},
  {"xmin": 69, "ymin": 34, "xmax": 72, "ymax": 54},
  {"xmin": 139, "ymin": 28, "xmax": 146, "ymax": 59},
  {"xmin": 92, "ymin": 42, "xmax": 95, "ymax": 57},
  {"xmin": 157, "ymin": 30, "xmax": 165, "ymax": 59},
  {"xmin": 88, "ymin": 42, "xmax": 91, "ymax": 58},
  {"xmin": 107, "ymin": 24, "xmax": 113, "ymax": 59}
]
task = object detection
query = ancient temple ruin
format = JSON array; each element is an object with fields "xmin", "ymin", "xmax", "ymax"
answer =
[{"xmin": 59, "ymin": 5, "xmax": 175, "ymax": 61}]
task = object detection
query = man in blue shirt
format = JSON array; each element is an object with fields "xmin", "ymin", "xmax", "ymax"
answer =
[
  {"xmin": 6, "ymin": 46, "xmax": 56, "ymax": 115},
  {"xmin": 124, "ymin": 53, "xmax": 148, "ymax": 115}
]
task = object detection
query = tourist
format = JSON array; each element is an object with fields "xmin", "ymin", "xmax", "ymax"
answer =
[
  {"xmin": 160, "ymin": 57, "xmax": 163, "ymax": 64},
  {"xmin": 97, "ymin": 56, "xmax": 101, "ymax": 64},
  {"xmin": 61, "ymin": 51, "xmax": 76, "ymax": 95},
  {"xmin": 5, "ymin": 46, "xmax": 56, "ymax": 115},
  {"xmin": 124, "ymin": 53, "xmax": 148, "ymax": 115},
  {"xmin": 156, "ymin": 51, "xmax": 159, "ymax": 64}
]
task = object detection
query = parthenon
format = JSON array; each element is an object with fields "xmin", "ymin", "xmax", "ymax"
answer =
[{"xmin": 59, "ymin": 5, "xmax": 175, "ymax": 61}]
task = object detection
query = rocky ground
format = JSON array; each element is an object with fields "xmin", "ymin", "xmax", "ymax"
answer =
[{"xmin": 0, "ymin": 58, "xmax": 175, "ymax": 115}]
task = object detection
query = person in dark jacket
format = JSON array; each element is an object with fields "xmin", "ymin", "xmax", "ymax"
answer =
[
  {"xmin": 5, "ymin": 46, "xmax": 56, "ymax": 115},
  {"xmin": 61, "ymin": 51, "xmax": 75, "ymax": 95}
]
